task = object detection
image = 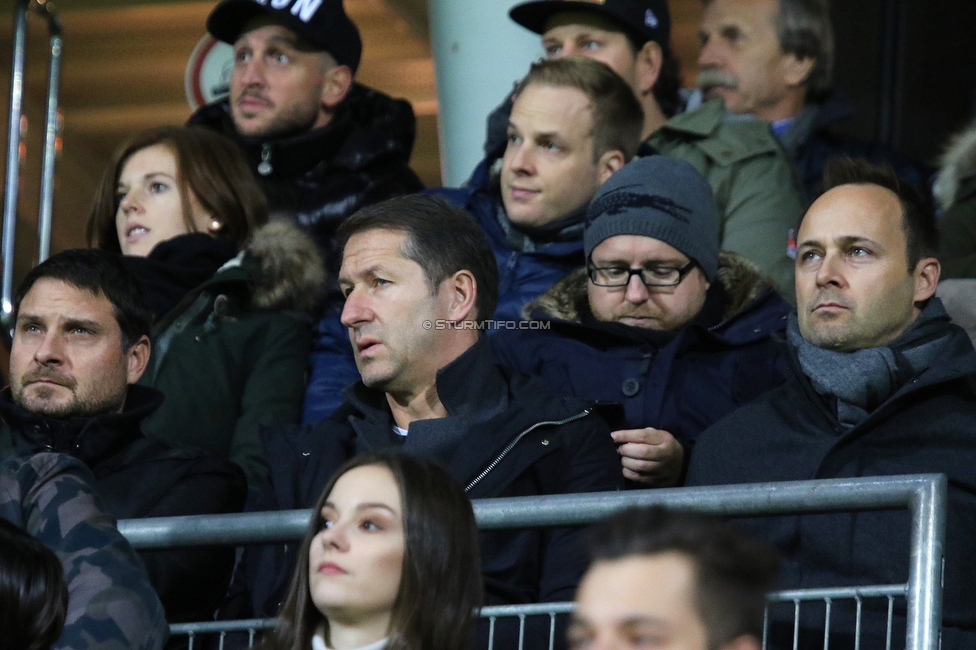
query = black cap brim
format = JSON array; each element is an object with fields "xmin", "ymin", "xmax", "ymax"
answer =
[
  {"xmin": 510, "ymin": 0, "xmax": 624, "ymax": 35},
  {"xmin": 207, "ymin": 0, "xmax": 273, "ymax": 45}
]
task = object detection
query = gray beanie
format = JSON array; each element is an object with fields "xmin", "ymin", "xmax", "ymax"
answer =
[{"xmin": 584, "ymin": 155, "xmax": 720, "ymax": 280}]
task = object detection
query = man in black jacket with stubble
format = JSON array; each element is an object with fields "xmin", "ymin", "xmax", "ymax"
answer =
[
  {"xmin": 688, "ymin": 159, "xmax": 976, "ymax": 649},
  {"xmin": 190, "ymin": 0, "xmax": 423, "ymax": 253},
  {"xmin": 223, "ymin": 195, "xmax": 622, "ymax": 647},
  {"xmin": 0, "ymin": 249, "xmax": 247, "ymax": 625}
]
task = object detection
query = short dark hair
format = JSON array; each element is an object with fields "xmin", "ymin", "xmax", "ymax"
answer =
[
  {"xmin": 336, "ymin": 195, "xmax": 500, "ymax": 323},
  {"xmin": 821, "ymin": 158, "xmax": 939, "ymax": 270},
  {"xmin": 513, "ymin": 58, "xmax": 645, "ymax": 162},
  {"xmin": 13, "ymin": 249, "xmax": 154, "ymax": 350},
  {"xmin": 266, "ymin": 451, "xmax": 483, "ymax": 650},
  {"xmin": 88, "ymin": 125, "xmax": 267, "ymax": 252},
  {"xmin": 0, "ymin": 518, "xmax": 68, "ymax": 650},
  {"xmin": 587, "ymin": 507, "xmax": 781, "ymax": 647}
]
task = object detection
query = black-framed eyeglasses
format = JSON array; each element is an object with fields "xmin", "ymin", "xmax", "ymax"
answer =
[{"xmin": 587, "ymin": 260, "xmax": 697, "ymax": 288}]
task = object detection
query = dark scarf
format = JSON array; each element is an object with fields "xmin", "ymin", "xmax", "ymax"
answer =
[
  {"xmin": 496, "ymin": 202, "xmax": 588, "ymax": 254},
  {"xmin": 788, "ymin": 298, "xmax": 953, "ymax": 429},
  {"xmin": 122, "ymin": 234, "xmax": 238, "ymax": 320}
]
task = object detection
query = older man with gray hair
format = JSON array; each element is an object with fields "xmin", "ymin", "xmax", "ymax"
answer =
[{"xmin": 696, "ymin": 0, "xmax": 925, "ymax": 198}]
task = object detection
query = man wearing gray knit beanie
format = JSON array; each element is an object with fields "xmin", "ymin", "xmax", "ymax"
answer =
[{"xmin": 492, "ymin": 155, "xmax": 791, "ymax": 487}]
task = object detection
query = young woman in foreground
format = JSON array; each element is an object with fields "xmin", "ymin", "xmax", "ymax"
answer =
[{"xmin": 261, "ymin": 451, "xmax": 483, "ymax": 650}]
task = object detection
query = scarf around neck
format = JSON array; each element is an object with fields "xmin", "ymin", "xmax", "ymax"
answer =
[
  {"xmin": 788, "ymin": 298, "xmax": 953, "ymax": 430},
  {"xmin": 496, "ymin": 201, "xmax": 588, "ymax": 254}
]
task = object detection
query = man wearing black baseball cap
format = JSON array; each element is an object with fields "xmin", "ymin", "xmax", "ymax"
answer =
[
  {"xmin": 189, "ymin": 0, "xmax": 423, "ymax": 252},
  {"xmin": 498, "ymin": 0, "xmax": 804, "ymax": 301}
]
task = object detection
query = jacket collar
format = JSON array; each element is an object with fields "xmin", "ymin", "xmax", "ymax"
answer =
[
  {"xmin": 189, "ymin": 84, "xmax": 415, "ymax": 179},
  {"xmin": 0, "ymin": 384, "xmax": 163, "ymax": 466},
  {"xmin": 345, "ymin": 337, "xmax": 508, "ymax": 425}
]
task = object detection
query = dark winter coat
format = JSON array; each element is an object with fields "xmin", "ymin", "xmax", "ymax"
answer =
[
  {"xmin": 137, "ymin": 221, "xmax": 325, "ymax": 485},
  {"xmin": 0, "ymin": 385, "xmax": 248, "ymax": 624},
  {"xmin": 491, "ymin": 252, "xmax": 790, "ymax": 463},
  {"xmin": 431, "ymin": 164, "xmax": 585, "ymax": 324},
  {"xmin": 188, "ymin": 83, "xmax": 424, "ymax": 254},
  {"xmin": 223, "ymin": 337, "xmax": 622, "ymax": 625},
  {"xmin": 780, "ymin": 91, "xmax": 932, "ymax": 201},
  {"xmin": 934, "ymin": 120, "xmax": 976, "ymax": 279},
  {"xmin": 0, "ymin": 453, "xmax": 168, "ymax": 650},
  {"xmin": 687, "ymin": 318, "xmax": 976, "ymax": 649}
]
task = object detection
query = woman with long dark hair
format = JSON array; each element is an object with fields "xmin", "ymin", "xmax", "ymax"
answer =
[
  {"xmin": 87, "ymin": 125, "xmax": 325, "ymax": 486},
  {"xmin": 262, "ymin": 451, "xmax": 483, "ymax": 650}
]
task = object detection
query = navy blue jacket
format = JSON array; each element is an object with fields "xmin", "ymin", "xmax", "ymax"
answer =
[
  {"xmin": 222, "ymin": 338, "xmax": 622, "ymax": 630},
  {"xmin": 687, "ymin": 313, "xmax": 976, "ymax": 649},
  {"xmin": 431, "ymin": 159, "xmax": 585, "ymax": 324},
  {"xmin": 491, "ymin": 252, "xmax": 790, "ymax": 461},
  {"xmin": 781, "ymin": 91, "xmax": 932, "ymax": 201}
]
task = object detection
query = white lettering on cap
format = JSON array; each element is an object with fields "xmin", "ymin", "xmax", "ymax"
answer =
[
  {"xmin": 645, "ymin": 9, "xmax": 658, "ymax": 28},
  {"xmin": 270, "ymin": 0, "xmax": 290, "ymax": 8},
  {"xmin": 291, "ymin": 0, "xmax": 324, "ymax": 21},
  {"xmin": 253, "ymin": 0, "xmax": 268, "ymax": 5}
]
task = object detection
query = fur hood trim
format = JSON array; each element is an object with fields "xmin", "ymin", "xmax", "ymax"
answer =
[
  {"xmin": 934, "ymin": 119, "xmax": 976, "ymax": 210},
  {"xmin": 244, "ymin": 220, "xmax": 327, "ymax": 316},
  {"xmin": 524, "ymin": 251, "xmax": 776, "ymax": 324}
]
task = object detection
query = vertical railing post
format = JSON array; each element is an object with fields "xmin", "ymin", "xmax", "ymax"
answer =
[
  {"xmin": 906, "ymin": 474, "xmax": 946, "ymax": 650},
  {"xmin": 1, "ymin": 0, "xmax": 30, "ymax": 337},
  {"xmin": 37, "ymin": 2, "xmax": 62, "ymax": 264}
]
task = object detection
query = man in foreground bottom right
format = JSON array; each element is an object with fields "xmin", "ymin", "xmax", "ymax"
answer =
[
  {"xmin": 687, "ymin": 158, "xmax": 976, "ymax": 648},
  {"xmin": 570, "ymin": 507, "xmax": 780, "ymax": 650}
]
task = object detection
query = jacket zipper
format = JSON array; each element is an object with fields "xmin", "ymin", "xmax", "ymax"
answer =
[{"xmin": 464, "ymin": 408, "xmax": 591, "ymax": 492}]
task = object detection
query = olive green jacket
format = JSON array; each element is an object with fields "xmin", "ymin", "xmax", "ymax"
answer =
[
  {"xmin": 647, "ymin": 98, "xmax": 804, "ymax": 302},
  {"xmin": 139, "ymin": 221, "xmax": 326, "ymax": 486}
]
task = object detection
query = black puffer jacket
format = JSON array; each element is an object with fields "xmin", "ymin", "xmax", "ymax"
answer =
[{"xmin": 188, "ymin": 83, "xmax": 424, "ymax": 253}]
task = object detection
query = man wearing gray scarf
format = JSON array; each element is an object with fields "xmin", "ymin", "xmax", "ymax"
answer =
[{"xmin": 687, "ymin": 158, "xmax": 976, "ymax": 649}]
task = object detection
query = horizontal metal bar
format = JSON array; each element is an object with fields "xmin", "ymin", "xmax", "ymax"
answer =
[
  {"xmin": 121, "ymin": 508, "xmax": 311, "ymax": 548},
  {"xmin": 480, "ymin": 602, "xmax": 576, "ymax": 617},
  {"xmin": 119, "ymin": 475, "xmax": 942, "ymax": 549},
  {"xmin": 170, "ymin": 619, "xmax": 276, "ymax": 635},
  {"xmin": 767, "ymin": 584, "xmax": 907, "ymax": 602}
]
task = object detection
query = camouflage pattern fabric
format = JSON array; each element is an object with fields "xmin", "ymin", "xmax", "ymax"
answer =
[{"xmin": 0, "ymin": 452, "xmax": 168, "ymax": 650}]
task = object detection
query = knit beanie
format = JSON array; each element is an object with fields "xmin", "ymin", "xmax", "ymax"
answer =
[{"xmin": 584, "ymin": 156, "xmax": 720, "ymax": 280}]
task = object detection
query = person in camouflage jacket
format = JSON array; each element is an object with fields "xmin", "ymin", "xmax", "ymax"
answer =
[{"xmin": 0, "ymin": 453, "xmax": 168, "ymax": 650}]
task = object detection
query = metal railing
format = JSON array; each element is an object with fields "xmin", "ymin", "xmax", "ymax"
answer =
[
  {"xmin": 2, "ymin": 0, "xmax": 62, "ymax": 343},
  {"xmin": 119, "ymin": 474, "xmax": 947, "ymax": 650}
]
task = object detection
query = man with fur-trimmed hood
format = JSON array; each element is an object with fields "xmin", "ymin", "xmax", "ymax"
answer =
[{"xmin": 491, "ymin": 156, "xmax": 791, "ymax": 487}]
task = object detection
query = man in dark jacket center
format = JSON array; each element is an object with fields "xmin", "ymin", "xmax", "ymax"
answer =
[
  {"xmin": 0, "ymin": 249, "xmax": 247, "ymax": 625},
  {"xmin": 492, "ymin": 156, "xmax": 790, "ymax": 488},
  {"xmin": 225, "ymin": 195, "xmax": 623, "ymax": 641},
  {"xmin": 687, "ymin": 159, "xmax": 976, "ymax": 648}
]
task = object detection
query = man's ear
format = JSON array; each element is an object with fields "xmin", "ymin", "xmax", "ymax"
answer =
[
  {"xmin": 446, "ymin": 270, "xmax": 478, "ymax": 323},
  {"xmin": 913, "ymin": 256, "xmax": 941, "ymax": 304},
  {"xmin": 596, "ymin": 150, "xmax": 626, "ymax": 185},
  {"xmin": 781, "ymin": 53, "xmax": 816, "ymax": 88},
  {"xmin": 126, "ymin": 335, "xmax": 151, "ymax": 384},
  {"xmin": 321, "ymin": 64, "xmax": 354, "ymax": 110},
  {"xmin": 634, "ymin": 40, "xmax": 663, "ymax": 95}
]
